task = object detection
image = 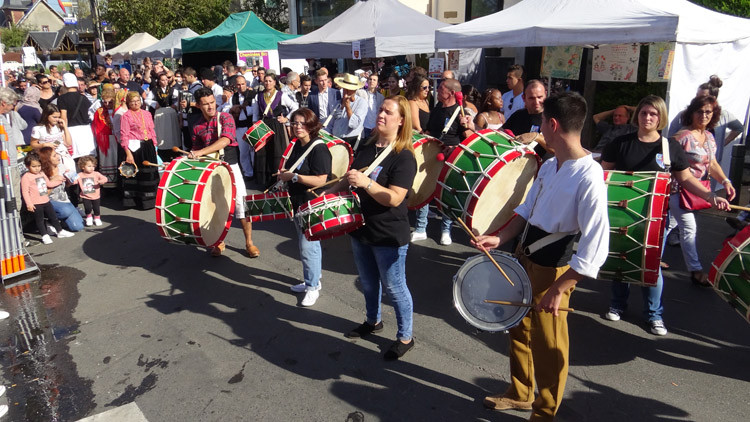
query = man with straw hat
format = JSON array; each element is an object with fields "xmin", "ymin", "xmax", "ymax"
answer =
[{"xmin": 326, "ymin": 73, "xmax": 368, "ymax": 152}]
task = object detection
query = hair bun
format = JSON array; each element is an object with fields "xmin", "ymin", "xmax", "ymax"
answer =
[{"xmin": 709, "ymin": 75, "xmax": 723, "ymax": 88}]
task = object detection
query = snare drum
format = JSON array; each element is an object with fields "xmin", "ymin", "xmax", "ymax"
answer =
[
  {"xmin": 296, "ymin": 192, "xmax": 364, "ymax": 241},
  {"xmin": 246, "ymin": 191, "xmax": 294, "ymax": 222},
  {"xmin": 435, "ymin": 129, "xmax": 541, "ymax": 235},
  {"xmin": 155, "ymin": 157, "xmax": 236, "ymax": 247},
  {"xmin": 599, "ymin": 171, "xmax": 670, "ymax": 287},
  {"xmin": 279, "ymin": 131, "xmax": 353, "ymax": 179},
  {"xmin": 709, "ymin": 226, "xmax": 750, "ymax": 324},
  {"xmin": 244, "ymin": 120, "xmax": 275, "ymax": 152},
  {"xmin": 453, "ymin": 251, "xmax": 533, "ymax": 332},
  {"xmin": 408, "ymin": 131, "xmax": 443, "ymax": 209}
]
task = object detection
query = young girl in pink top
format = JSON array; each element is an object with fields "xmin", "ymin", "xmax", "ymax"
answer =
[
  {"xmin": 77, "ymin": 156, "xmax": 108, "ymax": 226},
  {"xmin": 21, "ymin": 153, "xmax": 75, "ymax": 244}
]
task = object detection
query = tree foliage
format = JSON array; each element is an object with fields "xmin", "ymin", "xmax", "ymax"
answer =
[
  {"xmin": 0, "ymin": 24, "xmax": 29, "ymax": 48},
  {"xmin": 240, "ymin": 0, "xmax": 289, "ymax": 32},
  {"xmin": 690, "ymin": 0, "xmax": 750, "ymax": 17},
  {"xmin": 101, "ymin": 0, "xmax": 231, "ymax": 42}
]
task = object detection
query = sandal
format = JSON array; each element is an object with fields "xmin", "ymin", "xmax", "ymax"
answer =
[{"xmin": 690, "ymin": 271, "xmax": 711, "ymax": 287}]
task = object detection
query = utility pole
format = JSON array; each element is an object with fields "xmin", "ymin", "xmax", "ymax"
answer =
[{"xmin": 89, "ymin": 0, "xmax": 106, "ymax": 53}]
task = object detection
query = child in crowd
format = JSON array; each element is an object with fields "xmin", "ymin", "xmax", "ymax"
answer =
[
  {"xmin": 77, "ymin": 156, "xmax": 108, "ymax": 226},
  {"xmin": 20, "ymin": 153, "xmax": 75, "ymax": 244}
]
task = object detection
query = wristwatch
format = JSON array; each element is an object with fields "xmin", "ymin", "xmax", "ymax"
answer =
[{"xmin": 291, "ymin": 174, "xmax": 299, "ymax": 183}]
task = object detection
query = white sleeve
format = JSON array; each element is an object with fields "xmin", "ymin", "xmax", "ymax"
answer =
[
  {"xmin": 282, "ymin": 94, "xmax": 298, "ymax": 115},
  {"xmin": 568, "ymin": 169, "xmax": 610, "ymax": 278}
]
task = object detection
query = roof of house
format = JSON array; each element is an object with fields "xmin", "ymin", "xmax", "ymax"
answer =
[
  {"xmin": 25, "ymin": 29, "xmax": 77, "ymax": 51},
  {"xmin": 16, "ymin": 0, "xmax": 63, "ymax": 26},
  {"xmin": 1, "ymin": 0, "xmax": 33, "ymax": 11}
]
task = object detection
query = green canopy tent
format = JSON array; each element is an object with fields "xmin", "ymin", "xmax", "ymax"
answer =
[{"xmin": 181, "ymin": 11, "xmax": 300, "ymax": 70}]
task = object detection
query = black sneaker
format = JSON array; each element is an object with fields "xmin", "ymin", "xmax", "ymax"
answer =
[
  {"xmin": 384, "ymin": 339, "xmax": 414, "ymax": 361},
  {"xmin": 345, "ymin": 321, "xmax": 383, "ymax": 338}
]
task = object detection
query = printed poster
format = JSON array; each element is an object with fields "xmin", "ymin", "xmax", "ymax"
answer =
[
  {"xmin": 237, "ymin": 50, "xmax": 270, "ymax": 69},
  {"xmin": 447, "ymin": 50, "xmax": 460, "ymax": 72},
  {"xmin": 592, "ymin": 44, "xmax": 640, "ymax": 82},
  {"xmin": 352, "ymin": 41, "xmax": 361, "ymax": 60},
  {"xmin": 428, "ymin": 57, "xmax": 444, "ymax": 80},
  {"xmin": 647, "ymin": 42, "xmax": 675, "ymax": 82},
  {"xmin": 540, "ymin": 46, "xmax": 583, "ymax": 80}
]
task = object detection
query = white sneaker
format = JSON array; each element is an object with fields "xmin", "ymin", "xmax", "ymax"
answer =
[
  {"xmin": 410, "ymin": 231, "xmax": 427, "ymax": 242},
  {"xmin": 42, "ymin": 234, "xmax": 53, "ymax": 244},
  {"xmin": 301, "ymin": 289, "xmax": 320, "ymax": 307},
  {"xmin": 0, "ymin": 404, "xmax": 7, "ymax": 418},
  {"xmin": 0, "ymin": 384, "xmax": 5, "ymax": 397},
  {"xmin": 0, "ymin": 311, "xmax": 9, "ymax": 320},
  {"xmin": 605, "ymin": 307, "xmax": 623, "ymax": 321},
  {"xmin": 650, "ymin": 320, "xmax": 668, "ymax": 336},
  {"xmin": 85, "ymin": 215, "xmax": 93, "ymax": 226},
  {"xmin": 440, "ymin": 232, "xmax": 452, "ymax": 246},
  {"xmin": 46, "ymin": 224, "xmax": 57, "ymax": 235},
  {"xmin": 57, "ymin": 230, "xmax": 75, "ymax": 238},
  {"xmin": 94, "ymin": 217, "xmax": 102, "ymax": 226}
]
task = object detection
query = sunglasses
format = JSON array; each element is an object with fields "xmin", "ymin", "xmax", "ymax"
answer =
[
  {"xmin": 41, "ymin": 80, "xmax": 50, "ymax": 84},
  {"xmin": 421, "ymin": 86, "xmax": 430, "ymax": 91},
  {"xmin": 290, "ymin": 122, "xmax": 305, "ymax": 127}
]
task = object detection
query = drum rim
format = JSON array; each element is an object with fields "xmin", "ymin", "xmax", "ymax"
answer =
[
  {"xmin": 298, "ymin": 191, "xmax": 358, "ymax": 213},
  {"xmin": 304, "ymin": 213, "xmax": 365, "ymax": 241},
  {"xmin": 453, "ymin": 250, "xmax": 532, "ymax": 332},
  {"xmin": 195, "ymin": 161, "xmax": 236, "ymax": 247},
  {"xmin": 708, "ymin": 225, "xmax": 750, "ymax": 321}
]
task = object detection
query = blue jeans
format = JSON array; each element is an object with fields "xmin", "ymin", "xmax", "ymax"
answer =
[
  {"xmin": 609, "ymin": 210, "xmax": 669, "ymax": 322},
  {"xmin": 350, "ymin": 237, "xmax": 413, "ymax": 341},
  {"xmin": 414, "ymin": 203, "xmax": 452, "ymax": 234},
  {"xmin": 50, "ymin": 200, "xmax": 84, "ymax": 232},
  {"xmin": 295, "ymin": 223, "xmax": 321, "ymax": 289},
  {"xmin": 665, "ymin": 194, "xmax": 701, "ymax": 271}
]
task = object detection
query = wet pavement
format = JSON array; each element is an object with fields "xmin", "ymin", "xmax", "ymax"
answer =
[{"xmin": 0, "ymin": 190, "xmax": 748, "ymax": 421}]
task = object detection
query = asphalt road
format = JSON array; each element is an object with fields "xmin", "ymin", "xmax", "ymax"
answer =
[{"xmin": 0, "ymin": 187, "xmax": 748, "ymax": 422}]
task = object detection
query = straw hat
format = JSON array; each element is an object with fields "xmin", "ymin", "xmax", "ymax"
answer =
[{"xmin": 334, "ymin": 73, "xmax": 365, "ymax": 90}]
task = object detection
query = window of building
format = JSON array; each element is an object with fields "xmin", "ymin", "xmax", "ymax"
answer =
[
  {"xmin": 42, "ymin": 25, "xmax": 50, "ymax": 32},
  {"xmin": 296, "ymin": 0, "xmax": 355, "ymax": 34},
  {"xmin": 467, "ymin": 0, "xmax": 503, "ymax": 20}
]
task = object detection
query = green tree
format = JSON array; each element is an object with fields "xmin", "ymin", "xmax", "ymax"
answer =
[
  {"xmin": 240, "ymin": 0, "xmax": 289, "ymax": 32},
  {"xmin": 690, "ymin": 0, "xmax": 750, "ymax": 17},
  {"xmin": 101, "ymin": 0, "xmax": 231, "ymax": 42},
  {"xmin": 0, "ymin": 24, "xmax": 29, "ymax": 48}
]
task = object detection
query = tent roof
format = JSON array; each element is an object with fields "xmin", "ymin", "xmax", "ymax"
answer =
[
  {"xmin": 278, "ymin": 0, "xmax": 449, "ymax": 59},
  {"xmin": 100, "ymin": 32, "xmax": 158, "ymax": 59},
  {"xmin": 181, "ymin": 11, "xmax": 298, "ymax": 54},
  {"xmin": 435, "ymin": 0, "xmax": 750, "ymax": 49},
  {"xmin": 131, "ymin": 28, "xmax": 199, "ymax": 59}
]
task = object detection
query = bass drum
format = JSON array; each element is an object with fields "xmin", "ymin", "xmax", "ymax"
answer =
[
  {"xmin": 408, "ymin": 131, "xmax": 443, "ymax": 209},
  {"xmin": 709, "ymin": 226, "xmax": 750, "ymax": 325},
  {"xmin": 278, "ymin": 132, "xmax": 353, "ymax": 179},
  {"xmin": 453, "ymin": 251, "xmax": 532, "ymax": 332}
]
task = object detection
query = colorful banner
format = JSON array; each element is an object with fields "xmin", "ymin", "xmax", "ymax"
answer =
[
  {"xmin": 592, "ymin": 44, "xmax": 640, "ymax": 83},
  {"xmin": 237, "ymin": 51, "xmax": 270, "ymax": 69},
  {"xmin": 428, "ymin": 57, "xmax": 444, "ymax": 80},
  {"xmin": 540, "ymin": 46, "xmax": 583, "ymax": 80},
  {"xmin": 647, "ymin": 42, "xmax": 675, "ymax": 82}
]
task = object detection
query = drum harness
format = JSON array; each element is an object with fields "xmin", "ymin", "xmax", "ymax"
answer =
[{"xmin": 268, "ymin": 138, "xmax": 325, "ymax": 193}]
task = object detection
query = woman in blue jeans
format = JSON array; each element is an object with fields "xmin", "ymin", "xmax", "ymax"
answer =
[
  {"xmin": 279, "ymin": 108, "xmax": 332, "ymax": 307},
  {"xmin": 326, "ymin": 96, "xmax": 417, "ymax": 360},
  {"xmin": 600, "ymin": 95, "xmax": 730, "ymax": 336},
  {"xmin": 38, "ymin": 146, "xmax": 84, "ymax": 232}
]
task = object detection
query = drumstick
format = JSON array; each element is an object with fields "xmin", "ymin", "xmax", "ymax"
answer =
[
  {"xmin": 453, "ymin": 216, "xmax": 515, "ymax": 287},
  {"xmin": 306, "ymin": 167, "xmax": 368, "ymax": 192},
  {"xmin": 728, "ymin": 205, "xmax": 750, "ymax": 212},
  {"xmin": 484, "ymin": 300, "xmax": 574, "ymax": 313},
  {"xmin": 171, "ymin": 146, "xmax": 219, "ymax": 161},
  {"xmin": 171, "ymin": 146, "xmax": 190, "ymax": 155},
  {"xmin": 142, "ymin": 161, "xmax": 164, "ymax": 168}
]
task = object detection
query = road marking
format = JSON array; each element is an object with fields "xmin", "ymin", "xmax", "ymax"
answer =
[{"xmin": 75, "ymin": 402, "xmax": 149, "ymax": 422}]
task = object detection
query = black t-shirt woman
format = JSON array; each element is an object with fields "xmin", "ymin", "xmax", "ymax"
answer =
[
  {"xmin": 326, "ymin": 95, "xmax": 417, "ymax": 360},
  {"xmin": 278, "ymin": 108, "xmax": 332, "ymax": 307}
]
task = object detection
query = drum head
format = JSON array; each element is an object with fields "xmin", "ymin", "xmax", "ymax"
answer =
[
  {"xmin": 329, "ymin": 142, "xmax": 353, "ymax": 179},
  {"xmin": 453, "ymin": 251, "xmax": 532, "ymax": 332},
  {"xmin": 198, "ymin": 165, "xmax": 234, "ymax": 246},
  {"xmin": 408, "ymin": 138, "xmax": 443, "ymax": 209}
]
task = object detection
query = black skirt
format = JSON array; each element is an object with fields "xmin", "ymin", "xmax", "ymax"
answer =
[{"xmin": 119, "ymin": 140, "xmax": 159, "ymax": 210}]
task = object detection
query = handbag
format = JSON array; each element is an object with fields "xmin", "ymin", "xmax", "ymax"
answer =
[{"xmin": 678, "ymin": 141, "xmax": 712, "ymax": 211}]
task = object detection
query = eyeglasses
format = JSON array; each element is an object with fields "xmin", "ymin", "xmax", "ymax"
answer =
[
  {"xmin": 421, "ymin": 86, "xmax": 430, "ymax": 91},
  {"xmin": 290, "ymin": 122, "xmax": 305, "ymax": 127},
  {"xmin": 41, "ymin": 80, "xmax": 50, "ymax": 84},
  {"xmin": 696, "ymin": 110, "xmax": 713, "ymax": 115}
]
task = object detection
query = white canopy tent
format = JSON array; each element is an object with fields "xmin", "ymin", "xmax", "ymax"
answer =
[
  {"xmin": 435, "ymin": 0, "xmax": 750, "ymax": 136},
  {"xmin": 131, "ymin": 28, "xmax": 199, "ymax": 59},
  {"xmin": 100, "ymin": 32, "xmax": 159, "ymax": 60},
  {"xmin": 278, "ymin": 0, "xmax": 449, "ymax": 59}
]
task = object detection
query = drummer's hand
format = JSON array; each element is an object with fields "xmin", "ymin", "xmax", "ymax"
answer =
[
  {"xmin": 187, "ymin": 150, "xmax": 201, "ymax": 159},
  {"xmin": 346, "ymin": 169, "xmax": 369, "ymax": 189},
  {"xmin": 725, "ymin": 183, "xmax": 737, "ymax": 201},
  {"xmin": 459, "ymin": 115, "xmax": 475, "ymax": 131},
  {"xmin": 277, "ymin": 169, "xmax": 294, "ymax": 182},
  {"xmin": 712, "ymin": 195, "xmax": 731, "ymax": 211},
  {"xmin": 277, "ymin": 115, "xmax": 288, "ymax": 124},
  {"xmin": 536, "ymin": 288, "xmax": 564, "ymax": 317},
  {"xmin": 471, "ymin": 235, "xmax": 499, "ymax": 250}
]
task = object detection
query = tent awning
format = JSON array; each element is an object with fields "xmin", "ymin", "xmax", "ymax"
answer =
[
  {"xmin": 100, "ymin": 32, "xmax": 159, "ymax": 59},
  {"xmin": 181, "ymin": 11, "xmax": 298, "ymax": 54},
  {"xmin": 278, "ymin": 0, "xmax": 448, "ymax": 59},
  {"xmin": 131, "ymin": 28, "xmax": 199, "ymax": 59}
]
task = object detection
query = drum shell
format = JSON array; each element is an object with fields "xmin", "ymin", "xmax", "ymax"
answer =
[
  {"xmin": 244, "ymin": 120, "xmax": 275, "ymax": 152},
  {"xmin": 709, "ymin": 226, "xmax": 750, "ymax": 324},
  {"xmin": 599, "ymin": 171, "xmax": 670, "ymax": 287},
  {"xmin": 246, "ymin": 191, "xmax": 294, "ymax": 222},
  {"xmin": 155, "ymin": 157, "xmax": 236, "ymax": 247},
  {"xmin": 296, "ymin": 192, "xmax": 364, "ymax": 241},
  {"xmin": 453, "ymin": 250, "xmax": 532, "ymax": 332},
  {"xmin": 278, "ymin": 132, "xmax": 353, "ymax": 180}
]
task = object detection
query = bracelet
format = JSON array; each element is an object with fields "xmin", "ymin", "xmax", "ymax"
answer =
[
  {"xmin": 722, "ymin": 179, "xmax": 732, "ymax": 185},
  {"xmin": 366, "ymin": 180, "xmax": 373, "ymax": 190}
]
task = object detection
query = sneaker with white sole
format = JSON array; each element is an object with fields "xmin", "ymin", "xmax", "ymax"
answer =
[
  {"xmin": 85, "ymin": 215, "xmax": 93, "ymax": 226},
  {"xmin": 291, "ymin": 281, "xmax": 322, "ymax": 293},
  {"xmin": 440, "ymin": 232, "xmax": 452, "ymax": 246},
  {"xmin": 650, "ymin": 320, "xmax": 668, "ymax": 336},
  {"xmin": 0, "ymin": 311, "xmax": 9, "ymax": 320},
  {"xmin": 46, "ymin": 224, "xmax": 57, "ymax": 235},
  {"xmin": 57, "ymin": 230, "xmax": 75, "ymax": 238},
  {"xmin": 410, "ymin": 231, "xmax": 427, "ymax": 242},
  {"xmin": 301, "ymin": 289, "xmax": 320, "ymax": 307},
  {"xmin": 42, "ymin": 234, "xmax": 53, "ymax": 244},
  {"xmin": 605, "ymin": 307, "xmax": 623, "ymax": 321},
  {"xmin": 94, "ymin": 217, "xmax": 102, "ymax": 226}
]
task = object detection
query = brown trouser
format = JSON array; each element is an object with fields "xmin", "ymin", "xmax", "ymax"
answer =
[{"xmin": 506, "ymin": 254, "xmax": 574, "ymax": 422}]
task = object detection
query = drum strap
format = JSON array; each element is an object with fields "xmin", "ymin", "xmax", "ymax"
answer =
[
  {"xmin": 661, "ymin": 136, "xmax": 671, "ymax": 171},
  {"xmin": 523, "ymin": 230, "xmax": 579, "ymax": 256},
  {"xmin": 363, "ymin": 144, "xmax": 393, "ymax": 177},
  {"xmin": 287, "ymin": 139, "xmax": 325, "ymax": 172}
]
